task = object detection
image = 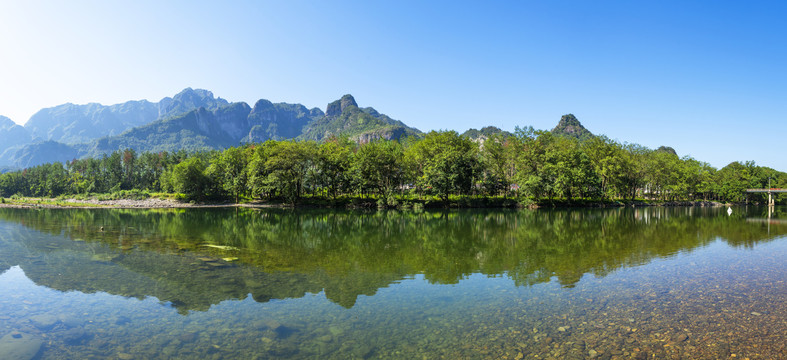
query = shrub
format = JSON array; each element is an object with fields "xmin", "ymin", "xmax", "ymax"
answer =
[{"xmin": 386, "ymin": 195, "xmax": 399, "ymax": 207}]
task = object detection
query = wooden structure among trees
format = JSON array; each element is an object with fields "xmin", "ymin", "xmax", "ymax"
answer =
[{"xmin": 746, "ymin": 188, "xmax": 787, "ymax": 206}]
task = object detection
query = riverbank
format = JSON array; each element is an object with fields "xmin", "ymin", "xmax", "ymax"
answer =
[
  {"xmin": 0, "ymin": 197, "xmax": 192, "ymax": 209},
  {"xmin": 0, "ymin": 196, "xmax": 731, "ymax": 210}
]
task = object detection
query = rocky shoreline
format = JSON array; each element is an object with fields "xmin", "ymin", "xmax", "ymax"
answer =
[
  {"xmin": 0, "ymin": 197, "xmax": 733, "ymax": 210},
  {"xmin": 0, "ymin": 198, "xmax": 201, "ymax": 209}
]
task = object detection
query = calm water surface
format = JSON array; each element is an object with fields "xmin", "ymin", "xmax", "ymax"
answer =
[{"xmin": 0, "ymin": 206, "xmax": 786, "ymax": 359}]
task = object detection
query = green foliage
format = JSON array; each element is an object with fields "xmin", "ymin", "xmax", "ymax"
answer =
[
  {"xmin": 0, "ymin": 125, "xmax": 785, "ymax": 205},
  {"xmin": 315, "ymin": 137, "xmax": 354, "ymax": 199},
  {"xmin": 247, "ymin": 140, "xmax": 317, "ymax": 204},
  {"xmin": 206, "ymin": 147, "xmax": 250, "ymax": 202},
  {"xmin": 18, "ymin": 95, "xmax": 780, "ymax": 207},
  {"xmin": 352, "ymin": 140, "xmax": 405, "ymax": 197},
  {"xmin": 170, "ymin": 157, "xmax": 210, "ymax": 200},
  {"xmin": 406, "ymin": 131, "xmax": 480, "ymax": 200},
  {"xmin": 478, "ymin": 134, "xmax": 514, "ymax": 197}
]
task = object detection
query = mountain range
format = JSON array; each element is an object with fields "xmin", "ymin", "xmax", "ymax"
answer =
[
  {"xmin": 0, "ymin": 88, "xmax": 426, "ymax": 169},
  {"xmin": 0, "ymin": 88, "xmax": 596, "ymax": 170}
]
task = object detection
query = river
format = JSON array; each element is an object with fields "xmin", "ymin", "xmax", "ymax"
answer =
[{"xmin": 0, "ymin": 206, "xmax": 785, "ymax": 359}]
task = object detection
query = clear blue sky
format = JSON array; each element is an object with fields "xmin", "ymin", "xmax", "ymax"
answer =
[{"xmin": 1, "ymin": 1, "xmax": 785, "ymax": 170}]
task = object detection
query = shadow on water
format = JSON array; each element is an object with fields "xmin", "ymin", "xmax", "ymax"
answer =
[{"xmin": 0, "ymin": 206, "xmax": 785, "ymax": 312}]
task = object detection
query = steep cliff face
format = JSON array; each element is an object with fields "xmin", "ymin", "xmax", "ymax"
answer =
[
  {"xmin": 245, "ymin": 100, "xmax": 319, "ymax": 142},
  {"xmin": 241, "ymin": 125, "xmax": 267, "ymax": 144},
  {"xmin": 215, "ymin": 102, "xmax": 252, "ymax": 141}
]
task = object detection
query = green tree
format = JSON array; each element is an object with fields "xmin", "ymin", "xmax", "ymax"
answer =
[
  {"xmin": 353, "ymin": 140, "xmax": 405, "ymax": 198},
  {"xmin": 406, "ymin": 131, "xmax": 479, "ymax": 200},
  {"xmin": 247, "ymin": 140, "xmax": 316, "ymax": 204},
  {"xmin": 170, "ymin": 157, "xmax": 210, "ymax": 200},
  {"xmin": 315, "ymin": 137, "xmax": 354, "ymax": 199},
  {"xmin": 206, "ymin": 146, "xmax": 251, "ymax": 203},
  {"xmin": 479, "ymin": 134, "xmax": 514, "ymax": 197},
  {"xmin": 101, "ymin": 151, "xmax": 124, "ymax": 192},
  {"xmin": 512, "ymin": 127, "xmax": 552, "ymax": 201},
  {"xmin": 121, "ymin": 148, "xmax": 137, "ymax": 189}
]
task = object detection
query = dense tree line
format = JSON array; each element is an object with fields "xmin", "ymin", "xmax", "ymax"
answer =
[{"xmin": 0, "ymin": 129, "xmax": 784, "ymax": 204}]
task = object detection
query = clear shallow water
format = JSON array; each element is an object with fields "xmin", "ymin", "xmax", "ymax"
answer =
[{"xmin": 0, "ymin": 206, "xmax": 786, "ymax": 359}]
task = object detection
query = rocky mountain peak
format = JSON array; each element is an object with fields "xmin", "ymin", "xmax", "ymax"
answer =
[
  {"xmin": 174, "ymin": 87, "xmax": 210, "ymax": 100},
  {"xmin": 326, "ymin": 94, "xmax": 358, "ymax": 116},
  {"xmin": 252, "ymin": 99, "xmax": 274, "ymax": 113},
  {"xmin": 656, "ymin": 146, "xmax": 678, "ymax": 156},
  {"xmin": 171, "ymin": 88, "xmax": 227, "ymax": 107},
  {"xmin": 551, "ymin": 114, "xmax": 594, "ymax": 140}
]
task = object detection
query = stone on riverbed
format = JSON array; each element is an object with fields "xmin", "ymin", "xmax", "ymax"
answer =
[
  {"xmin": 0, "ymin": 332, "xmax": 43, "ymax": 360},
  {"xmin": 29, "ymin": 314, "xmax": 59, "ymax": 330},
  {"xmin": 61, "ymin": 328, "xmax": 88, "ymax": 344}
]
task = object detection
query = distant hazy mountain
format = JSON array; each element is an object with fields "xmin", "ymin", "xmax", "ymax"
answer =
[
  {"xmin": 24, "ymin": 88, "xmax": 228, "ymax": 145},
  {"xmin": 25, "ymin": 101, "xmax": 159, "ymax": 145},
  {"xmin": 0, "ymin": 116, "xmax": 33, "ymax": 166},
  {"xmin": 298, "ymin": 95, "xmax": 421, "ymax": 143},
  {"xmin": 551, "ymin": 114, "xmax": 594, "ymax": 141},
  {"xmin": 11, "ymin": 141, "xmax": 82, "ymax": 169}
]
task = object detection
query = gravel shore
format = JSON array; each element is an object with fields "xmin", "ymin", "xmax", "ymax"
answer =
[{"xmin": 0, "ymin": 198, "xmax": 198, "ymax": 209}]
